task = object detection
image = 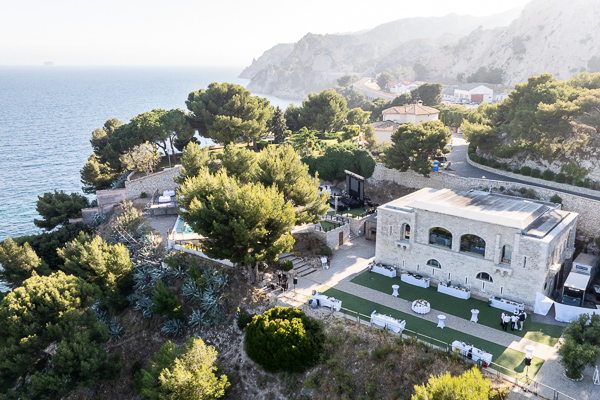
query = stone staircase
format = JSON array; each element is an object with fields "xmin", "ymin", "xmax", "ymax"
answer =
[
  {"xmin": 279, "ymin": 252, "xmax": 317, "ymax": 277},
  {"xmin": 348, "ymin": 231, "xmax": 360, "ymax": 241}
]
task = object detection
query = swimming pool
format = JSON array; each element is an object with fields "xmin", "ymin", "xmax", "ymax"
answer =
[{"xmin": 175, "ymin": 216, "xmax": 196, "ymax": 234}]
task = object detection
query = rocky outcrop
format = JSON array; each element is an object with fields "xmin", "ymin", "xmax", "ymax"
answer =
[{"xmin": 239, "ymin": 43, "xmax": 294, "ymax": 79}]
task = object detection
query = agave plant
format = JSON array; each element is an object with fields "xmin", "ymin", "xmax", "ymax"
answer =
[
  {"xmin": 108, "ymin": 316, "xmax": 123, "ymax": 339},
  {"xmin": 162, "ymin": 319, "xmax": 187, "ymax": 337},
  {"xmin": 134, "ymin": 296, "xmax": 155, "ymax": 319},
  {"xmin": 167, "ymin": 265, "xmax": 187, "ymax": 280},
  {"xmin": 181, "ymin": 279, "xmax": 203, "ymax": 303},
  {"xmin": 188, "ymin": 309, "xmax": 206, "ymax": 328}
]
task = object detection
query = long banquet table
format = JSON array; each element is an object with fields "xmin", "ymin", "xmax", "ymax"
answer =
[
  {"xmin": 437, "ymin": 283, "xmax": 471, "ymax": 299},
  {"xmin": 370, "ymin": 311, "xmax": 406, "ymax": 333},
  {"xmin": 489, "ymin": 296, "xmax": 524, "ymax": 313},
  {"xmin": 401, "ymin": 273, "xmax": 430, "ymax": 288},
  {"xmin": 311, "ymin": 293, "xmax": 342, "ymax": 311},
  {"xmin": 371, "ymin": 264, "xmax": 396, "ymax": 277},
  {"xmin": 451, "ymin": 340, "xmax": 492, "ymax": 365}
]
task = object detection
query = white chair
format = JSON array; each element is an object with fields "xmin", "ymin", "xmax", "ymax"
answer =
[{"xmin": 437, "ymin": 315, "xmax": 446, "ymax": 329}]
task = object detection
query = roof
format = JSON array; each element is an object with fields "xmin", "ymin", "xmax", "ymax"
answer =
[
  {"xmin": 574, "ymin": 253, "xmax": 599, "ymax": 268},
  {"xmin": 372, "ymin": 120, "xmax": 400, "ymax": 131},
  {"xmin": 380, "ymin": 188, "xmax": 575, "ymax": 233},
  {"xmin": 564, "ymin": 272, "xmax": 591, "ymax": 291},
  {"xmin": 382, "ymin": 104, "xmax": 439, "ymax": 116},
  {"xmin": 455, "ymin": 83, "xmax": 493, "ymax": 92}
]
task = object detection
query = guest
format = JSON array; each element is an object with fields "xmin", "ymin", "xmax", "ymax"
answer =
[
  {"xmin": 502, "ymin": 312, "xmax": 511, "ymax": 331},
  {"xmin": 500, "ymin": 312, "xmax": 506, "ymax": 330},
  {"xmin": 519, "ymin": 311, "xmax": 527, "ymax": 331},
  {"xmin": 511, "ymin": 313, "xmax": 518, "ymax": 331}
]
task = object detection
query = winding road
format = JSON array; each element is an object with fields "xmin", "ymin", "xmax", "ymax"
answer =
[{"xmin": 444, "ymin": 134, "xmax": 600, "ymax": 201}]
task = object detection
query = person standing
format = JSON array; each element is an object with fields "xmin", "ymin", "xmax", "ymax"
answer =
[
  {"xmin": 511, "ymin": 313, "xmax": 518, "ymax": 331},
  {"xmin": 502, "ymin": 312, "xmax": 511, "ymax": 331},
  {"xmin": 519, "ymin": 311, "xmax": 527, "ymax": 330},
  {"xmin": 500, "ymin": 312, "xmax": 506, "ymax": 330}
]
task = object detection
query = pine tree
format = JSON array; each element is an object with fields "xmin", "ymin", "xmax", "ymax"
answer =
[{"xmin": 268, "ymin": 106, "xmax": 288, "ymax": 143}]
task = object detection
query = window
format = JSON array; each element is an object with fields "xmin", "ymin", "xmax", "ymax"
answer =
[
  {"xmin": 403, "ymin": 224, "xmax": 411, "ymax": 240},
  {"xmin": 501, "ymin": 245, "xmax": 513, "ymax": 264},
  {"xmin": 429, "ymin": 227, "xmax": 452, "ymax": 249},
  {"xmin": 389, "ymin": 226, "xmax": 392, "ymax": 236},
  {"xmin": 465, "ymin": 277, "xmax": 468, "ymax": 285},
  {"xmin": 476, "ymin": 272, "xmax": 493, "ymax": 282},
  {"xmin": 426, "ymin": 259, "xmax": 441, "ymax": 268},
  {"xmin": 460, "ymin": 234, "xmax": 486, "ymax": 257},
  {"xmin": 500, "ymin": 286, "xmax": 504, "ymax": 295},
  {"xmin": 448, "ymin": 273, "xmax": 451, "ymax": 281}
]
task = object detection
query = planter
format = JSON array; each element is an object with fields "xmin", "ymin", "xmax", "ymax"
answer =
[{"xmin": 562, "ymin": 370, "xmax": 584, "ymax": 382}]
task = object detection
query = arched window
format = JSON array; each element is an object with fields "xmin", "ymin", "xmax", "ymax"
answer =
[
  {"xmin": 501, "ymin": 245, "xmax": 513, "ymax": 264},
  {"xmin": 460, "ymin": 234, "xmax": 486, "ymax": 257},
  {"xmin": 476, "ymin": 272, "xmax": 493, "ymax": 282},
  {"xmin": 429, "ymin": 227, "xmax": 452, "ymax": 249},
  {"xmin": 426, "ymin": 259, "xmax": 441, "ymax": 268},
  {"xmin": 403, "ymin": 224, "xmax": 411, "ymax": 240}
]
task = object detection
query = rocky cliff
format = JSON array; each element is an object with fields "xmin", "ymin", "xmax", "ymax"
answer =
[{"xmin": 243, "ymin": 0, "xmax": 600, "ymax": 98}]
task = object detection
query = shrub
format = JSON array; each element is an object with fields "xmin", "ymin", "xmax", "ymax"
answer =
[
  {"xmin": 499, "ymin": 186, "xmax": 505, "ymax": 192},
  {"xmin": 576, "ymin": 180, "xmax": 584, "ymax": 187},
  {"xmin": 236, "ymin": 308, "xmax": 253, "ymax": 330},
  {"xmin": 280, "ymin": 260, "xmax": 294, "ymax": 272},
  {"xmin": 505, "ymin": 168, "xmax": 512, "ymax": 173},
  {"xmin": 555, "ymin": 173, "xmax": 566, "ymax": 183},
  {"xmin": 140, "ymin": 192, "xmax": 147, "ymax": 198},
  {"xmin": 565, "ymin": 175, "xmax": 574, "ymax": 184},
  {"xmin": 492, "ymin": 161, "xmax": 501, "ymax": 169},
  {"xmin": 151, "ymin": 280, "xmax": 183, "ymax": 319},
  {"xmin": 245, "ymin": 307, "xmax": 325, "ymax": 373},
  {"xmin": 550, "ymin": 194, "xmax": 562, "ymax": 204},
  {"xmin": 520, "ymin": 166, "xmax": 531, "ymax": 176},
  {"xmin": 531, "ymin": 169, "xmax": 541, "ymax": 178},
  {"xmin": 542, "ymin": 169, "xmax": 555, "ymax": 181},
  {"xmin": 319, "ymin": 246, "xmax": 333, "ymax": 257},
  {"xmin": 558, "ymin": 314, "xmax": 600, "ymax": 379},
  {"xmin": 513, "ymin": 169, "xmax": 521, "ymax": 174},
  {"xmin": 468, "ymin": 153, "xmax": 476, "ymax": 161},
  {"xmin": 412, "ymin": 367, "xmax": 493, "ymax": 400}
]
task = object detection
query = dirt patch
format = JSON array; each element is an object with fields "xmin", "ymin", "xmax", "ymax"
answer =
[{"xmin": 364, "ymin": 179, "xmax": 417, "ymax": 205}]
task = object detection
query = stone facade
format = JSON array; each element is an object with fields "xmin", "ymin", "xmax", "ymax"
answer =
[
  {"xmin": 375, "ymin": 188, "xmax": 578, "ymax": 307},
  {"xmin": 370, "ymin": 163, "xmax": 600, "ymax": 238},
  {"xmin": 125, "ymin": 166, "xmax": 181, "ymax": 200},
  {"xmin": 313, "ymin": 223, "xmax": 350, "ymax": 250}
]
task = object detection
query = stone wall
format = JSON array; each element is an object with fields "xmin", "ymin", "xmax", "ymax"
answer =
[
  {"xmin": 371, "ymin": 163, "xmax": 600, "ymax": 238},
  {"xmin": 97, "ymin": 188, "xmax": 127, "ymax": 208},
  {"xmin": 125, "ymin": 166, "xmax": 181, "ymax": 199},
  {"xmin": 313, "ymin": 223, "xmax": 350, "ymax": 250},
  {"xmin": 466, "ymin": 156, "xmax": 600, "ymax": 198}
]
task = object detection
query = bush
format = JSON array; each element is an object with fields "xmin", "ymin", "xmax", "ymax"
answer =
[
  {"xmin": 280, "ymin": 260, "xmax": 294, "ymax": 272},
  {"xmin": 520, "ymin": 166, "xmax": 531, "ymax": 176},
  {"xmin": 302, "ymin": 142, "xmax": 375, "ymax": 181},
  {"xmin": 140, "ymin": 192, "xmax": 147, "ymax": 198},
  {"xmin": 550, "ymin": 194, "xmax": 563, "ymax": 204},
  {"xmin": 576, "ymin": 180, "xmax": 584, "ymax": 187},
  {"xmin": 412, "ymin": 367, "xmax": 493, "ymax": 400},
  {"xmin": 245, "ymin": 307, "xmax": 325, "ymax": 373},
  {"xmin": 513, "ymin": 169, "xmax": 521, "ymax": 174},
  {"xmin": 151, "ymin": 280, "xmax": 183, "ymax": 319},
  {"xmin": 236, "ymin": 308, "xmax": 253, "ymax": 330},
  {"xmin": 319, "ymin": 246, "xmax": 333, "ymax": 257},
  {"xmin": 499, "ymin": 186, "xmax": 505, "ymax": 192},
  {"xmin": 558, "ymin": 314, "xmax": 600, "ymax": 379},
  {"xmin": 505, "ymin": 168, "xmax": 512, "ymax": 173},
  {"xmin": 531, "ymin": 168, "xmax": 541, "ymax": 178},
  {"xmin": 492, "ymin": 161, "xmax": 501, "ymax": 169},
  {"xmin": 468, "ymin": 153, "xmax": 476, "ymax": 161},
  {"xmin": 542, "ymin": 169, "xmax": 555, "ymax": 181},
  {"xmin": 555, "ymin": 173, "xmax": 566, "ymax": 183}
]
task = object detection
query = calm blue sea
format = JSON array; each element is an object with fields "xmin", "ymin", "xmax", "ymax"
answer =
[{"xmin": 0, "ymin": 66, "xmax": 295, "ymax": 240}]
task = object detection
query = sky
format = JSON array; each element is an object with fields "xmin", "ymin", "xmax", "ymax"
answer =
[{"xmin": 0, "ymin": 0, "xmax": 531, "ymax": 67}]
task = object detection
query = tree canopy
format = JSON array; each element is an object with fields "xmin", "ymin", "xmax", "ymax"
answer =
[
  {"xmin": 384, "ymin": 120, "xmax": 451, "ymax": 175},
  {"xmin": 412, "ymin": 368, "xmax": 492, "ymax": 400},
  {"xmin": 34, "ymin": 190, "xmax": 90, "ymax": 230},
  {"xmin": 268, "ymin": 106, "xmax": 288, "ymax": 143},
  {"xmin": 176, "ymin": 142, "xmax": 213, "ymax": 184},
  {"xmin": 186, "ymin": 82, "xmax": 272, "ymax": 144},
  {"xmin": 302, "ymin": 142, "xmax": 376, "ymax": 181},
  {"xmin": 558, "ymin": 313, "xmax": 600, "ymax": 379},
  {"xmin": 136, "ymin": 338, "xmax": 229, "ymax": 400},
  {"xmin": 299, "ymin": 89, "xmax": 348, "ymax": 132},
  {"xmin": 347, "ymin": 108, "xmax": 371, "ymax": 126},
  {"xmin": 0, "ymin": 237, "xmax": 49, "ymax": 288},
  {"xmin": 377, "ymin": 72, "xmax": 395, "ymax": 91}
]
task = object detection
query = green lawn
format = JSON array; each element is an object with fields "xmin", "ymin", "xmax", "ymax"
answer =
[
  {"xmin": 322, "ymin": 287, "xmax": 545, "ymax": 378},
  {"xmin": 350, "ymin": 271, "xmax": 563, "ymax": 347},
  {"xmin": 320, "ymin": 221, "xmax": 340, "ymax": 231}
]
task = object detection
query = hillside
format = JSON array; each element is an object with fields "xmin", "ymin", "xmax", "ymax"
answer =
[
  {"xmin": 242, "ymin": 10, "xmax": 522, "ymax": 99},
  {"xmin": 243, "ymin": 0, "xmax": 600, "ymax": 99}
]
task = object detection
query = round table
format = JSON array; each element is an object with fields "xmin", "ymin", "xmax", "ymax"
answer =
[
  {"xmin": 411, "ymin": 299, "xmax": 431, "ymax": 314},
  {"xmin": 437, "ymin": 314, "xmax": 446, "ymax": 329},
  {"xmin": 392, "ymin": 284, "xmax": 399, "ymax": 297},
  {"xmin": 470, "ymin": 309, "xmax": 479, "ymax": 323}
]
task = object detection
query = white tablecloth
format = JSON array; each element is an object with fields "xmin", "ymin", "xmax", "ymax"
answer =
[
  {"xmin": 163, "ymin": 190, "xmax": 175, "ymax": 197},
  {"xmin": 489, "ymin": 296, "xmax": 524, "ymax": 313},
  {"xmin": 370, "ymin": 311, "xmax": 406, "ymax": 333},
  {"xmin": 311, "ymin": 293, "xmax": 342, "ymax": 311},
  {"xmin": 411, "ymin": 300, "xmax": 431, "ymax": 314},
  {"xmin": 401, "ymin": 274, "xmax": 430, "ymax": 288},
  {"xmin": 452, "ymin": 340, "xmax": 492, "ymax": 364},
  {"xmin": 437, "ymin": 284, "xmax": 470, "ymax": 299},
  {"xmin": 371, "ymin": 265, "xmax": 396, "ymax": 277},
  {"xmin": 158, "ymin": 195, "xmax": 172, "ymax": 203},
  {"xmin": 554, "ymin": 302, "xmax": 600, "ymax": 323}
]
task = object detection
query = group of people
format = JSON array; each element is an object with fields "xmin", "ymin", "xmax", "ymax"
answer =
[
  {"xmin": 500, "ymin": 309, "xmax": 527, "ymax": 331},
  {"xmin": 277, "ymin": 271, "xmax": 289, "ymax": 291}
]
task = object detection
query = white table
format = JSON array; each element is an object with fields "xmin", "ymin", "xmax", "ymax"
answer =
[
  {"xmin": 392, "ymin": 284, "xmax": 399, "ymax": 297},
  {"xmin": 451, "ymin": 340, "xmax": 493, "ymax": 365},
  {"xmin": 370, "ymin": 311, "xmax": 406, "ymax": 333},
  {"xmin": 321, "ymin": 257, "xmax": 329, "ymax": 269},
  {"xmin": 489, "ymin": 296, "xmax": 525, "ymax": 313},
  {"xmin": 401, "ymin": 273, "xmax": 430, "ymax": 288},
  {"xmin": 470, "ymin": 309, "xmax": 479, "ymax": 323},
  {"xmin": 311, "ymin": 293, "xmax": 342, "ymax": 311},
  {"xmin": 158, "ymin": 195, "xmax": 172, "ymax": 203},
  {"xmin": 437, "ymin": 283, "xmax": 471, "ymax": 299},
  {"xmin": 437, "ymin": 315, "xmax": 446, "ymax": 329},
  {"xmin": 370, "ymin": 264, "xmax": 396, "ymax": 277},
  {"xmin": 163, "ymin": 190, "xmax": 175, "ymax": 197},
  {"xmin": 411, "ymin": 300, "xmax": 431, "ymax": 314}
]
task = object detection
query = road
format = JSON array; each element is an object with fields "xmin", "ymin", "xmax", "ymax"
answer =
[{"xmin": 444, "ymin": 134, "xmax": 600, "ymax": 201}]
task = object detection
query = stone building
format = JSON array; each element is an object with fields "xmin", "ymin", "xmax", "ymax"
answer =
[{"xmin": 375, "ymin": 188, "xmax": 578, "ymax": 307}]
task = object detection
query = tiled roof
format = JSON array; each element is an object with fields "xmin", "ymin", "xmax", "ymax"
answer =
[
  {"xmin": 381, "ymin": 104, "xmax": 439, "ymax": 116},
  {"xmin": 372, "ymin": 120, "xmax": 400, "ymax": 131}
]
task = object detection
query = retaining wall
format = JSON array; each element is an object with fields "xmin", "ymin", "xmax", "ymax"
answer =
[
  {"xmin": 313, "ymin": 223, "xmax": 350, "ymax": 249},
  {"xmin": 125, "ymin": 166, "xmax": 181, "ymax": 199},
  {"xmin": 371, "ymin": 163, "xmax": 600, "ymax": 238}
]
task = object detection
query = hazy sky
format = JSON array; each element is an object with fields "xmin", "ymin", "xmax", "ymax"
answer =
[{"xmin": 0, "ymin": 0, "xmax": 530, "ymax": 67}]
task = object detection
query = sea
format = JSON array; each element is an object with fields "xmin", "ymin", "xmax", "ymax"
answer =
[{"xmin": 0, "ymin": 66, "xmax": 296, "ymax": 241}]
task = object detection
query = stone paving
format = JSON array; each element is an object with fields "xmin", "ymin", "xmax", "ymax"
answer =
[{"xmin": 278, "ymin": 236, "xmax": 600, "ymax": 400}]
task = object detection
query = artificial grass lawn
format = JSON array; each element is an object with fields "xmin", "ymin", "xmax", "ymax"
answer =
[
  {"xmin": 322, "ymin": 287, "xmax": 545, "ymax": 379},
  {"xmin": 320, "ymin": 221, "xmax": 340, "ymax": 231},
  {"xmin": 351, "ymin": 271, "xmax": 563, "ymax": 347}
]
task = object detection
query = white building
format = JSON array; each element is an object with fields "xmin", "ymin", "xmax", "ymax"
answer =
[
  {"xmin": 371, "ymin": 120, "xmax": 400, "ymax": 143},
  {"xmin": 374, "ymin": 188, "xmax": 578, "ymax": 307},
  {"xmin": 390, "ymin": 80, "xmax": 424, "ymax": 94},
  {"xmin": 381, "ymin": 102, "xmax": 440, "ymax": 125},
  {"xmin": 454, "ymin": 83, "xmax": 494, "ymax": 104}
]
